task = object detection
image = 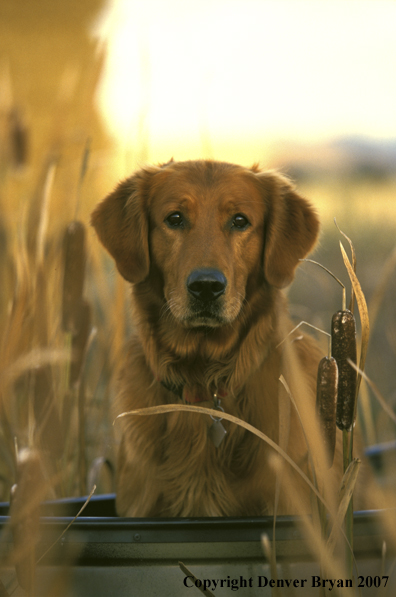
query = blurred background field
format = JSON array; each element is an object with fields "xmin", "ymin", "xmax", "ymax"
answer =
[{"xmin": 0, "ymin": 0, "xmax": 396, "ymax": 503}]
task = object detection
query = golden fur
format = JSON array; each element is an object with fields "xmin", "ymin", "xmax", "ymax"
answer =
[{"xmin": 91, "ymin": 159, "xmax": 342, "ymax": 517}]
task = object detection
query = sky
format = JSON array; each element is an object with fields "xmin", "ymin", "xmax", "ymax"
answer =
[{"xmin": 94, "ymin": 0, "xmax": 396, "ymax": 166}]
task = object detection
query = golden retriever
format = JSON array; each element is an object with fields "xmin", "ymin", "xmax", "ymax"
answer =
[{"xmin": 91, "ymin": 159, "xmax": 340, "ymax": 517}]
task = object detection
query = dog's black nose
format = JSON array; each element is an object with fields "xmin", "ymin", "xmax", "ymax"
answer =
[{"xmin": 187, "ymin": 269, "xmax": 227, "ymax": 302}]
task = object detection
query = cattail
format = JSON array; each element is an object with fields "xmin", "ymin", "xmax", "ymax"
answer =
[
  {"xmin": 331, "ymin": 310, "xmax": 357, "ymax": 431},
  {"xmin": 62, "ymin": 221, "xmax": 86, "ymax": 334},
  {"xmin": 8, "ymin": 108, "xmax": 28, "ymax": 168},
  {"xmin": 316, "ymin": 356, "xmax": 338, "ymax": 467},
  {"xmin": 69, "ymin": 299, "xmax": 92, "ymax": 386}
]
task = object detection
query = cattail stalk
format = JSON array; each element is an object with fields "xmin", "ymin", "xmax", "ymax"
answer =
[
  {"xmin": 316, "ymin": 356, "xmax": 338, "ymax": 468},
  {"xmin": 62, "ymin": 221, "xmax": 86, "ymax": 335},
  {"xmin": 331, "ymin": 310, "xmax": 357, "ymax": 433}
]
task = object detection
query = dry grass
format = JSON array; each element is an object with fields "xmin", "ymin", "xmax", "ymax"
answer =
[{"xmin": 0, "ymin": 55, "xmax": 125, "ymax": 507}]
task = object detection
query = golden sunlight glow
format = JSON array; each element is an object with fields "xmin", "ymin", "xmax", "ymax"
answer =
[{"xmin": 95, "ymin": 0, "xmax": 396, "ymax": 167}]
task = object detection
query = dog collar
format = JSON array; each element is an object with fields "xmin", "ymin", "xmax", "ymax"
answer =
[{"xmin": 159, "ymin": 379, "xmax": 228, "ymax": 404}]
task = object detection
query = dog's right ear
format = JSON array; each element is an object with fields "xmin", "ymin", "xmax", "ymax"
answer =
[{"xmin": 91, "ymin": 170, "xmax": 153, "ymax": 283}]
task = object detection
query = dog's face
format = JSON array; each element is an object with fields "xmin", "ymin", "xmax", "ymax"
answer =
[
  {"xmin": 91, "ymin": 160, "xmax": 319, "ymax": 330},
  {"xmin": 148, "ymin": 165, "xmax": 266, "ymax": 328}
]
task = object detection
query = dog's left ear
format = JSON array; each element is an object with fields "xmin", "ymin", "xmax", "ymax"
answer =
[{"xmin": 258, "ymin": 173, "xmax": 320, "ymax": 288}]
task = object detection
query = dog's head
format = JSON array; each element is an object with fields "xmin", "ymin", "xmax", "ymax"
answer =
[{"xmin": 91, "ymin": 160, "xmax": 319, "ymax": 329}]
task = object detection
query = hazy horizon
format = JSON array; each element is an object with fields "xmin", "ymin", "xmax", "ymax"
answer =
[{"xmin": 95, "ymin": 0, "xmax": 396, "ymax": 168}]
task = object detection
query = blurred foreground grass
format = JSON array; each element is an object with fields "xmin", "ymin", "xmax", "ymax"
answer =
[{"xmin": 0, "ymin": 53, "xmax": 131, "ymax": 501}]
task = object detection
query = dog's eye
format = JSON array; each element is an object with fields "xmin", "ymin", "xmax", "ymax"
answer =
[
  {"xmin": 165, "ymin": 212, "xmax": 184, "ymax": 228},
  {"xmin": 232, "ymin": 214, "xmax": 250, "ymax": 230}
]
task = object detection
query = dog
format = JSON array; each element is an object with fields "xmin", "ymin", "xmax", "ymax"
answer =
[{"xmin": 91, "ymin": 159, "xmax": 342, "ymax": 517}]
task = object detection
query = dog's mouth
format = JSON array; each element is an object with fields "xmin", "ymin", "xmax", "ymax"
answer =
[{"xmin": 183, "ymin": 305, "xmax": 225, "ymax": 328}]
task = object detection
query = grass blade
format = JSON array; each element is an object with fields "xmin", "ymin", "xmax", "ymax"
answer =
[
  {"xmin": 178, "ymin": 562, "xmax": 216, "ymax": 597},
  {"xmin": 335, "ymin": 220, "xmax": 357, "ymax": 312},
  {"xmin": 326, "ymin": 458, "xmax": 361, "ymax": 554},
  {"xmin": 339, "ymin": 242, "xmax": 370, "ymax": 414}
]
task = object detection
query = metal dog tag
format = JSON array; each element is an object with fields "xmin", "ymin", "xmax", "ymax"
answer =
[{"xmin": 209, "ymin": 419, "xmax": 227, "ymax": 447}]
